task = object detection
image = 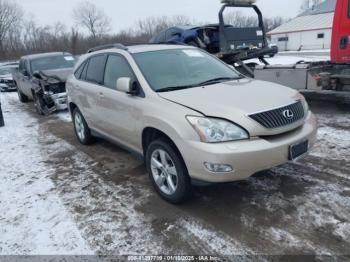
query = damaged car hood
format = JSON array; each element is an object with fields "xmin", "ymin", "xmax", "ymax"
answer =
[
  {"xmin": 37, "ymin": 68, "xmax": 73, "ymax": 83},
  {"xmin": 158, "ymin": 78, "xmax": 303, "ymax": 136}
]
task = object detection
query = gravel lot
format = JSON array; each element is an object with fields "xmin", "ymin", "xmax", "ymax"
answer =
[{"xmin": 0, "ymin": 91, "xmax": 349, "ymax": 259}]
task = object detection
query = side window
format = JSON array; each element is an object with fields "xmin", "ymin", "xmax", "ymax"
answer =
[
  {"xmin": 166, "ymin": 28, "xmax": 180, "ymax": 39},
  {"xmin": 81, "ymin": 60, "xmax": 89, "ymax": 80},
  {"xmin": 86, "ymin": 55, "xmax": 106, "ymax": 84},
  {"xmin": 25, "ymin": 60, "xmax": 31, "ymax": 75},
  {"xmin": 103, "ymin": 55, "xmax": 135, "ymax": 90},
  {"xmin": 19, "ymin": 60, "xmax": 24, "ymax": 71},
  {"xmin": 74, "ymin": 61, "xmax": 86, "ymax": 79}
]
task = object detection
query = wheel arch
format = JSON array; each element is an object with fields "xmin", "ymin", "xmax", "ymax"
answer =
[{"xmin": 142, "ymin": 127, "xmax": 186, "ymax": 166}]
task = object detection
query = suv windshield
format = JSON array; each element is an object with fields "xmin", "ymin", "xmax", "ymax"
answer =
[
  {"xmin": 30, "ymin": 55, "xmax": 75, "ymax": 73},
  {"xmin": 133, "ymin": 49, "xmax": 241, "ymax": 92}
]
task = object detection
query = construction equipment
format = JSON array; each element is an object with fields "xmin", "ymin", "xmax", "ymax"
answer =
[
  {"xmin": 150, "ymin": 0, "xmax": 277, "ymax": 77},
  {"xmin": 255, "ymin": 0, "xmax": 350, "ymax": 106}
]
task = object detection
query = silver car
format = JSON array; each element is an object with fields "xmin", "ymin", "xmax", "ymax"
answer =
[{"xmin": 66, "ymin": 44, "xmax": 317, "ymax": 203}]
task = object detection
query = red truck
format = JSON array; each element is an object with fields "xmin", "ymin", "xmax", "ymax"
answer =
[{"xmin": 255, "ymin": 0, "xmax": 350, "ymax": 105}]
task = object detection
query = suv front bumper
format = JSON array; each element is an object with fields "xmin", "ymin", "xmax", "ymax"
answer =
[{"xmin": 177, "ymin": 112, "xmax": 317, "ymax": 183}]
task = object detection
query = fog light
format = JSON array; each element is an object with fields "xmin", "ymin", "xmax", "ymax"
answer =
[{"xmin": 204, "ymin": 162, "xmax": 233, "ymax": 173}]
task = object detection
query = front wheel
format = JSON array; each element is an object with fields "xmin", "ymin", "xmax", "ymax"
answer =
[
  {"xmin": 146, "ymin": 139, "xmax": 192, "ymax": 204},
  {"xmin": 72, "ymin": 108, "xmax": 94, "ymax": 145}
]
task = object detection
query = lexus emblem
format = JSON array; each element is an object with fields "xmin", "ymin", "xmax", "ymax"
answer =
[{"xmin": 282, "ymin": 109, "xmax": 294, "ymax": 119}]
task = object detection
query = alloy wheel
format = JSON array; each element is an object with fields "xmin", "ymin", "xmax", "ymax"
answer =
[
  {"xmin": 150, "ymin": 149, "xmax": 178, "ymax": 195},
  {"xmin": 74, "ymin": 112, "xmax": 85, "ymax": 141}
]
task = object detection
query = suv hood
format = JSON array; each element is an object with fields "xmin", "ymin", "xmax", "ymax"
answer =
[{"xmin": 158, "ymin": 78, "xmax": 303, "ymax": 137}]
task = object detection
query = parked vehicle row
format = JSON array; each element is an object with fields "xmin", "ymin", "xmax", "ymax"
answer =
[
  {"xmin": 13, "ymin": 52, "xmax": 75, "ymax": 115},
  {"xmin": 65, "ymin": 43, "xmax": 317, "ymax": 203},
  {"xmin": 0, "ymin": 63, "xmax": 18, "ymax": 92}
]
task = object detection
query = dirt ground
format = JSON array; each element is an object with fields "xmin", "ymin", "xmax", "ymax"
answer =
[{"xmin": 0, "ymin": 91, "xmax": 349, "ymax": 260}]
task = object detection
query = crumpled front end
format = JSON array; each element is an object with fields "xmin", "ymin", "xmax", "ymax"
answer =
[{"xmin": 33, "ymin": 71, "xmax": 70, "ymax": 114}]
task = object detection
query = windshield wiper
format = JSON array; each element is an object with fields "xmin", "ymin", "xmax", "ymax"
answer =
[
  {"xmin": 197, "ymin": 77, "xmax": 239, "ymax": 86},
  {"xmin": 156, "ymin": 77, "xmax": 240, "ymax": 92},
  {"xmin": 156, "ymin": 85, "xmax": 198, "ymax": 93}
]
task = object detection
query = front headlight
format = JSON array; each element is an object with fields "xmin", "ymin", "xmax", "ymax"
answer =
[{"xmin": 186, "ymin": 116, "xmax": 249, "ymax": 143}]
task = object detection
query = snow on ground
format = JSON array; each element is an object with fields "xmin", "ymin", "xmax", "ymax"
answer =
[
  {"xmin": 55, "ymin": 111, "xmax": 72, "ymax": 123},
  {"xmin": 0, "ymin": 90, "xmax": 349, "ymax": 257},
  {"xmin": 279, "ymin": 49, "xmax": 330, "ymax": 54},
  {"xmin": 0, "ymin": 93, "xmax": 91, "ymax": 255},
  {"xmin": 249, "ymin": 54, "xmax": 330, "ymax": 66}
]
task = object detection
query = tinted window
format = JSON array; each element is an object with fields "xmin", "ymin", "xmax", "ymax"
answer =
[
  {"xmin": 278, "ymin": 37, "xmax": 289, "ymax": 42},
  {"xmin": 30, "ymin": 55, "xmax": 75, "ymax": 73},
  {"xmin": 81, "ymin": 60, "xmax": 89, "ymax": 80},
  {"xmin": 104, "ymin": 55, "xmax": 135, "ymax": 89},
  {"xmin": 19, "ymin": 59, "xmax": 24, "ymax": 71},
  {"xmin": 86, "ymin": 55, "xmax": 106, "ymax": 84},
  {"xmin": 74, "ymin": 61, "xmax": 86, "ymax": 79},
  {"xmin": 317, "ymin": 33, "xmax": 324, "ymax": 39}
]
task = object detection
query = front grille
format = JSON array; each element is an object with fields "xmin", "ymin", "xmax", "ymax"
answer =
[{"xmin": 249, "ymin": 101, "xmax": 305, "ymax": 129}]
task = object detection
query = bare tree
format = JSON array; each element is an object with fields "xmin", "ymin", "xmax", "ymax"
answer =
[
  {"xmin": 0, "ymin": 0, "xmax": 23, "ymax": 56},
  {"xmin": 73, "ymin": 1, "xmax": 111, "ymax": 40},
  {"xmin": 136, "ymin": 15, "xmax": 193, "ymax": 40}
]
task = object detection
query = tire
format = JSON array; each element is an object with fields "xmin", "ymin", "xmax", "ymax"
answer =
[
  {"xmin": 17, "ymin": 87, "xmax": 28, "ymax": 103},
  {"xmin": 146, "ymin": 138, "xmax": 192, "ymax": 204},
  {"xmin": 33, "ymin": 93, "xmax": 45, "ymax": 115},
  {"xmin": 72, "ymin": 108, "xmax": 94, "ymax": 145}
]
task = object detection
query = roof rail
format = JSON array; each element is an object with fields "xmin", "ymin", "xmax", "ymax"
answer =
[{"xmin": 87, "ymin": 43, "xmax": 128, "ymax": 53}]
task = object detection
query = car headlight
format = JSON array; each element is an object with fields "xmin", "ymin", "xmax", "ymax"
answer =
[{"xmin": 186, "ymin": 116, "xmax": 249, "ymax": 143}]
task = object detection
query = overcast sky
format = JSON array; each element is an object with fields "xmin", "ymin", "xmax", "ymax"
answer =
[{"xmin": 18, "ymin": 0, "xmax": 303, "ymax": 33}]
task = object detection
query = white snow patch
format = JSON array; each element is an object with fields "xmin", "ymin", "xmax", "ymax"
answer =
[
  {"xmin": 310, "ymin": 126, "xmax": 350, "ymax": 160},
  {"xmin": 0, "ymin": 93, "xmax": 91, "ymax": 255},
  {"xmin": 334, "ymin": 223, "xmax": 350, "ymax": 242},
  {"xmin": 38, "ymin": 129, "xmax": 167, "ymax": 255},
  {"xmin": 55, "ymin": 111, "xmax": 72, "ymax": 123},
  {"xmin": 176, "ymin": 218, "xmax": 253, "ymax": 256},
  {"xmin": 265, "ymin": 228, "xmax": 331, "ymax": 255},
  {"xmin": 248, "ymin": 55, "xmax": 329, "ymax": 66}
]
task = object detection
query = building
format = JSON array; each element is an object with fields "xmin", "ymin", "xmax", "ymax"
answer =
[{"xmin": 267, "ymin": 0, "xmax": 336, "ymax": 51}]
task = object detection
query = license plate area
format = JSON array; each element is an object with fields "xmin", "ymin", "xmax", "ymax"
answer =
[{"xmin": 289, "ymin": 140, "xmax": 309, "ymax": 160}]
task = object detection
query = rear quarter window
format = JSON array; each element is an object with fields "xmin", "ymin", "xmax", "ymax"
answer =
[{"xmin": 85, "ymin": 55, "xmax": 107, "ymax": 84}]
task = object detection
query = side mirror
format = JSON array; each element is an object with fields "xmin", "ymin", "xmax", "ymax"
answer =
[{"xmin": 116, "ymin": 77, "xmax": 139, "ymax": 95}]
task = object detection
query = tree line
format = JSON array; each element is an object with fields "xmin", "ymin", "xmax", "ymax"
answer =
[{"xmin": 0, "ymin": 0, "xmax": 288, "ymax": 61}]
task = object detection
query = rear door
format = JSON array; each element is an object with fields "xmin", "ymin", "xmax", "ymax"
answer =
[
  {"xmin": 331, "ymin": 0, "xmax": 350, "ymax": 63},
  {"xmin": 75, "ymin": 54, "xmax": 107, "ymax": 128}
]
